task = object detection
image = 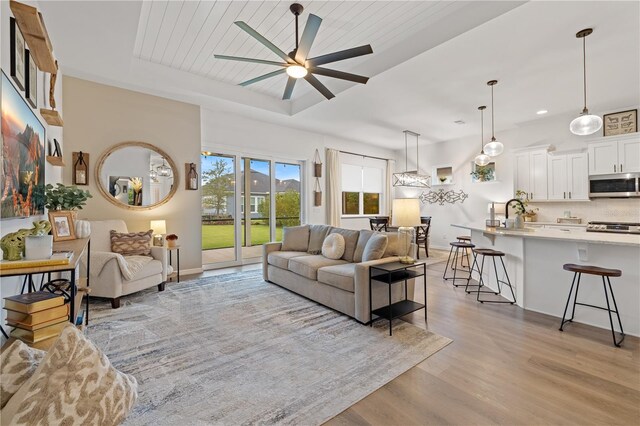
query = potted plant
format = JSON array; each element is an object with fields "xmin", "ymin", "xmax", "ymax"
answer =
[
  {"xmin": 470, "ymin": 165, "xmax": 494, "ymax": 182},
  {"xmin": 44, "ymin": 183, "xmax": 92, "ymax": 218},
  {"xmin": 514, "ymin": 190, "xmax": 539, "ymax": 222},
  {"xmin": 166, "ymin": 234, "xmax": 178, "ymax": 248}
]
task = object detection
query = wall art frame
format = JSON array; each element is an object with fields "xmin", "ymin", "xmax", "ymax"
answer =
[
  {"xmin": 10, "ymin": 17, "xmax": 26, "ymax": 91},
  {"xmin": 603, "ymin": 109, "xmax": 637, "ymax": 136},
  {"xmin": 25, "ymin": 49, "xmax": 37, "ymax": 108}
]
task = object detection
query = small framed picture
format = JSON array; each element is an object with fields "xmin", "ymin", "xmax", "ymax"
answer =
[
  {"xmin": 48, "ymin": 211, "xmax": 76, "ymax": 242},
  {"xmin": 603, "ymin": 109, "xmax": 637, "ymax": 136},
  {"xmin": 25, "ymin": 50, "xmax": 37, "ymax": 108},
  {"xmin": 10, "ymin": 17, "xmax": 26, "ymax": 91}
]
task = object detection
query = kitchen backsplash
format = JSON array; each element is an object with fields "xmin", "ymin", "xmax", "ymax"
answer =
[{"xmin": 530, "ymin": 199, "xmax": 640, "ymax": 223}]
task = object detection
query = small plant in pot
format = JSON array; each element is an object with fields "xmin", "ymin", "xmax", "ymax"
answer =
[
  {"xmin": 44, "ymin": 183, "xmax": 92, "ymax": 218},
  {"xmin": 166, "ymin": 234, "xmax": 178, "ymax": 248},
  {"xmin": 514, "ymin": 190, "xmax": 539, "ymax": 222}
]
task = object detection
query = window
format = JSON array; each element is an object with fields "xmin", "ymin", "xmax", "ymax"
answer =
[
  {"xmin": 240, "ymin": 196, "xmax": 264, "ymax": 214},
  {"xmin": 340, "ymin": 154, "xmax": 385, "ymax": 216}
]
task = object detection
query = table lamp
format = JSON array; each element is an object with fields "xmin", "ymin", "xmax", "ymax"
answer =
[
  {"xmin": 392, "ymin": 198, "xmax": 420, "ymax": 264},
  {"xmin": 150, "ymin": 220, "xmax": 166, "ymax": 247}
]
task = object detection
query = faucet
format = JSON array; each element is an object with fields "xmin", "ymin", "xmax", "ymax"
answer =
[{"xmin": 505, "ymin": 198, "xmax": 525, "ymax": 219}]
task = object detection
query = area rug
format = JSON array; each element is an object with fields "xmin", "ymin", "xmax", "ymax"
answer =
[{"xmin": 87, "ymin": 270, "xmax": 451, "ymax": 425}]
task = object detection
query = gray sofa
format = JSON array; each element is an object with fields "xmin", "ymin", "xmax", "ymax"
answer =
[{"xmin": 263, "ymin": 225, "xmax": 416, "ymax": 323}]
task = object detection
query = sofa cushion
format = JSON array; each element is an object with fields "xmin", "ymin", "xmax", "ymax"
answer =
[
  {"xmin": 110, "ymin": 230, "xmax": 153, "ymax": 256},
  {"xmin": 0, "ymin": 341, "xmax": 45, "ymax": 408},
  {"xmin": 353, "ymin": 230, "xmax": 375, "ymax": 263},
  {"xmin": 363, "ymin": 234, "xmax": 388, "ymax": 261},
  {"xmin": 125, "ymin": 258, "xmax": 162, "ymax": 282},
  {"xmin": 317, "ymin": 263, "xmax": 356, "ymax": 293},
  {"xmin": 281, "ymin": 225, "xmax": 310, "ymax": 252},
  {"xmin": 328, "ymin": 228, "xmax": 360, "ymax": 262},
  {"xmin": 308, "ymin": 225, "xmax": 332, "ymax": 254},
  {"xmin": 322, "ymin": 233, "xmax": 345, "ymax": 260},
  {"xmin": 267, "ymin": 251, "xmax": 311, "ymax": 269},
  {"xmin": 288, "ymin": 255, "xmax": 348, "ymax": 281}
]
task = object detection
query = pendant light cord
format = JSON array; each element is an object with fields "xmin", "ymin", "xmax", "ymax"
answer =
[
  {"xmin": 415, "ymin": 133, "xmax": 419, "ymax": 174},
  {"xmin": 405, "ymin": 131, "xmax": 408, "ymax": 171},
  {"xmin": 481, "ymin": 108, "xmax": 484, "ymax": 151},
  {"xmin": 295, "ymin": 14, "xmax": 299, "ymax": 49},
  {"xmin": 582, "ymin": 35, "xmax": 587, "ymax": 111},
  {"xmin": 491, "ymin": 85, "xmax": 495, "ymax": 140}
]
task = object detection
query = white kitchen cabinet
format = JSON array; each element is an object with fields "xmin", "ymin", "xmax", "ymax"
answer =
[
  {"xmin": 514, "ymin": 149, "xmax": 548, "ymax": 200},
  {"xmin": 547, "ymin": 152, "xmax": 589, "ymax": 201},
  {"xmin": 588, "ymin": 136, "xmax": 640, "ymax": 175}
]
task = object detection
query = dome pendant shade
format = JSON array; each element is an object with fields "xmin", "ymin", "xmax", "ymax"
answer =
[
  {"xmin": 483, "ymin": 138, "xmax": 504, "ymax": 156},
  {"xmin": 570, "ymin": 111, "xmax": 602, "ymax": 135},
  {"xmin": 475, "ymin": 152, "xmax": 491, "ymax": 166}
]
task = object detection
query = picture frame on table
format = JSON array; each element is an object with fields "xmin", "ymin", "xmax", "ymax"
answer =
[
  {"xmin": 10, "ymin": 17, "xmax": 26, "ymax": 91},
  {"xmin": 603, "ymin": 109, "xmax": 637, "ymax": 136},
  {"xmin": 48, "ymin": 211, "xmax": 76, "ymax": 242},
  {"xmin": 25, "ymin": 50, "xmax": 37, "ymax": 108}
]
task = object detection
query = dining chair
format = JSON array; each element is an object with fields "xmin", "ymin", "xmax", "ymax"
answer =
[
  {"xmin": 370, "ymin": 217, "xmax": 389, "ymax": 232},
  {"xmin": 416, "ymin": 216, "xmax": 432, "ymax": 259}
]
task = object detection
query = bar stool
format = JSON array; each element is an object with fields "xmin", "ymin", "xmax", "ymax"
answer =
[
  {"xmin": 560, "ymin": 263, "xmax": 624, "ymax": 347},
  {"xmin": 443, "ymin": 241, "xmax": 475, "ymax": 287},
  {"xmin": 457, "ymin": 235, "xmax": 472, "ymax": 267},
  {"xmin": 470, "ymin": 248, "xmax": 516, "ymax": 304}
]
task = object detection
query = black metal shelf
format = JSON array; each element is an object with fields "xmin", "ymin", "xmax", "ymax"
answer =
[
  {"xmin": 371, "ymin": 269, "xmax": 424, "ymax": 284},
  {"xmin": 371, "ymin": 300, "xmax": 425, "ymax": 321}
]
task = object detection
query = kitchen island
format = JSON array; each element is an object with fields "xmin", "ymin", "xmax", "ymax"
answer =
[{"xmin": 453, "ymin": 223, "xmax": 640, "ymax": 336}]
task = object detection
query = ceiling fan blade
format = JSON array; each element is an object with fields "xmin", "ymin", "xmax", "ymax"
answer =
[
  {"xmin": 282, "ymin": 77, "xmax": 297, "ymax": 100},
  {"xmin": 306, "ymin": 45, "xmax": 373, "ymax": 67},
  {"xmin": 304, "ymin": 74, "xmax": 335, "ymax": 100},
  {"xmin": 240, "ymin": 69, "xmax": 286, "ymax": 87},
  {"xmin": 295, "ymin": 14, "xmax": 322, "ymax": 64},
  {"xmin": 235, "ymin": 21, "xmax": 295, "ymax": 64},
  {"xmin": 309, "ymin": 67, "xmax": 369, "ymax": 84},
  {"xmin": 214, "ymin": 55, "xmax": 288, "ymax": 67}
]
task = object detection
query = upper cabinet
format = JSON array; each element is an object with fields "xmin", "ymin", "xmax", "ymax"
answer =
[
  {"xmin": 514, "ymin": 148, "xmax": 548, "ymax": 201},
  {"xmin": 548, "ymin": 152, "xmax": 589, "ymax": 200},
  {"xmin": 588, "ymin": 135, "xmax": 640, "ymax": 175}
]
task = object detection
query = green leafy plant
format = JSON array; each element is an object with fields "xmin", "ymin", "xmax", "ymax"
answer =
[
  {"xmin": 470, "ymin": 165, "xmax": 494, "ymax": 182},
  {"xmin": 514, "ymin": 189, "xmax": 539, "ymax": 216},
  {"xmin": 44, "ymin": 183, "xmax": 92, "ymax": 211}
]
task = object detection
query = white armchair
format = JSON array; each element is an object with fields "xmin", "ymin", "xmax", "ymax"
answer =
[{"xmin": 88, "ymin": 220, "xmax": 168, "ymax": 308}]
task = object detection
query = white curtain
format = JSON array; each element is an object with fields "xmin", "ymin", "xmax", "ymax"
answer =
[
  {"xmin": 386, "ymin": 159, "xmax": 395, "ymax": 216},
  {"xmin": 326, "ymin": 148, "xmax": 341, "ymax": 227}
]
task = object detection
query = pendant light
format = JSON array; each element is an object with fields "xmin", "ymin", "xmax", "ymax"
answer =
[
  {"xmin": 483, "ymin": 80, "xmax": 504, "ymax": 156},
  {"xmin": 475, "ymin": 106, "xmax": 491, "ymax": 166},
  {"xmin": 570, "ymin": 28, "xmax": 602, "ymax": 136},
  {"xmin": 156, "ymin": 157, "xmax": 172, "ymax": 177},
  {"xmin": 392, "ymin": 130, "xmax": 431, "ymax": 188}
]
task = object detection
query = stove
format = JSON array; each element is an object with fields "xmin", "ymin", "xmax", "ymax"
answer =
[{"xmin": 586, "ymin": 221, "xmax": 640, "ymax": 234}]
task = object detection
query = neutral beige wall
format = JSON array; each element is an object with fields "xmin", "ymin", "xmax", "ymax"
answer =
[{"xmin": 62, "ymin": 76, "xmax": 201, "ymax": 271}]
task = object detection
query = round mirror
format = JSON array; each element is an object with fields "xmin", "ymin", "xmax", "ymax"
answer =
[{"xmin": 96, "ymin": 142, "xmax": 178, "ymax": 210}]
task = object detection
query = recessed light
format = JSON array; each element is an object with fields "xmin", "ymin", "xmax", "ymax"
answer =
[
  {"xmin": 537, "ymin": 110, "xmax": 548, "ymax": 115},
  {"xmin": 454, "ymin": 120, "xmax": 465, "ymax": 125}
]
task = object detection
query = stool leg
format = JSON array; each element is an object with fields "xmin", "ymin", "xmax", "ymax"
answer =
[
  {"xmin": 476, "ymin": 255, "xmax": 486, "ymax": 302},
  {"xmin": 569, "ymin": 273, "xmax": 582, "ymax": 322},
  {"xmin": 560, "ymin": 272, "xmax": 578, "ymax": 331},
  {"xmin": 499, "ymin": 256, "xmax": 516, "ymax": 304},
  {"xmin": 465, "ymin": 252, "xmax": 480, "ymax": 294},
  {"xmin": 443, "ymin": 245, "xmax": 455, "ymax": 280},
  {"xmin": 452, "ymin": 248, "xmax": 459, "ymax": 284},
  {"xmin": 606, "ymin": 277, "xmax": 625, "ymax": 341},
  {"xmin": 492, "ymin": 257, "xmax": 501, "ymax": 295},
  {"xmin": 603, "ymin": 276, "xmax": 624, "ymax": 347}
]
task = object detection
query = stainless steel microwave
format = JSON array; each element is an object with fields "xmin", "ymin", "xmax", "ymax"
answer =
[{"xmin": 589, "ymin": 173, "xmax": 640, "ymax": 198}]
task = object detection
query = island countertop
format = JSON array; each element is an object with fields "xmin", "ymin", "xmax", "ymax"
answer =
[{"xmin": 452, "ymin": 222, "xmax": 640, "ymax": 247}]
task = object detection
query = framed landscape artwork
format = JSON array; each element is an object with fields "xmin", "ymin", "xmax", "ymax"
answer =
[
  {"xmin": 1, "ymin": 72, "xmax": 46, "ymax": 219},
  {"xmin": 10, "ymin": 17, "xmax": 26, "ymax": 91},
  {"xmin": 603, "ymin": 109, "xmax": 637, "ymax": 136}
]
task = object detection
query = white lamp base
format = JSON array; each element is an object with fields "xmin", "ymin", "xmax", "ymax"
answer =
[{"xmin": 397, "ymin": 226, "xmax": 415, "ymax": 264}]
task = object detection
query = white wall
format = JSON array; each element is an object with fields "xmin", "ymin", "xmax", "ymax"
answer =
[
  {"xmin": 201, "ymin": 108, "xmax": 396, "ymax": 231},
  {"xmin": 1, "ymin": 0, "xmax": 64, "ymax": 342},
  {"xmin": 395, "ymin": 107, "xmax": 640, "ymax": 249}
]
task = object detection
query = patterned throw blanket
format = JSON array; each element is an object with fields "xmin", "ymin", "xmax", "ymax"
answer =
[{"xmin": 89, "ymin": 251, "xmax": 153, "ymax": 281}]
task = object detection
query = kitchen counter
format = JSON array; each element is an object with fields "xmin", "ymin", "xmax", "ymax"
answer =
[
  {"xmin": 453, "ymin": 222, "xmax": 640, "ymax": 246},
  {"xmin": 451, "ymin": 222, "xmax": 640, "ymax": 337}
]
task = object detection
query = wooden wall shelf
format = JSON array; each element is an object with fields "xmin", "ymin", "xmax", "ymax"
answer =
[
  {"xmin": 10, "ymin": 1, "xmax": 57, "ymax": 73},
  {"xmin": 46, "ymin": 156, "xmax": 65, "ymax": 167},
  {"xmin": 40, "ymin": 109, "xmax": 63, "ymax": 127}
]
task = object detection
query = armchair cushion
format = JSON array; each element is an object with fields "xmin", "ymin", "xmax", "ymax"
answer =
[{"xmin": 110, "ymin": 230, "xmax": 153, "ymax": 256}]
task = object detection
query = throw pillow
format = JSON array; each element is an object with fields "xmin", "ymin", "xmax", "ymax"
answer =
[
  {"xmin": 307, "ymin": 225, "xmax": 332, "ymax": 254},
  {"xmin": 322, "ymin": 233, "xmax": 345, "ymax": 260},
  {"xmin": 281, "ymin": 225, "xmax": 310, "ymax": 252},
  {"xmin": 353, "ymin": 230, "xmax": 375, "ymax": 263},
  {"xmin": 328, "ymin": 228, "xmax": 360, "ymax": 262},
  {"xmin": 0, "ymin": 340, "xmax": 45, "ymax": 408},
  {"xmin": 362, "ymin": 234, "xmax": 389, "ymax": 262},
  {"xmin": 2, "ymin": 324, "xmax": 138, "ymax": 426},
  {"xmin": 110, "ymin": 230, "xmax": 152, "ymax": 256}
]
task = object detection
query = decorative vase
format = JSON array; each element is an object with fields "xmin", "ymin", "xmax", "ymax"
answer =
[
  {"xmin": 75, "ymin": 220, "xmax": 91, "ymax": 238},
  {"xmin": 515, "ymin": 214, "xmax": 524, "ymax": 229},
  {"xmin": 25, "ymin": 235, "xmax": 53, "ymax": 260}
]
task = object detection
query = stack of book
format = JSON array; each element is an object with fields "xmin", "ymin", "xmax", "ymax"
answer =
[{"xmin": 4, "ymin": 292, "xmax": 69, "ymax": 348}]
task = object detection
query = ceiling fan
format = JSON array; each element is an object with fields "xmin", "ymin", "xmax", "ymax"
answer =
[{"xmin": 214, "ymin": 3, "xmax": 373, "ymax": 100}]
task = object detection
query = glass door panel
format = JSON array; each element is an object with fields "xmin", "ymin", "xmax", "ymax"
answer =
[
  {"xmin": 241, "ymin": 158, "xmax": 271, "ymax": 260},
  {"xmin": 201, "ymin": 153, "xmax": 236, "ymax": 266},
  {"xmin": 274, "ymin": 162, "xmax": 302, "ymax": 241}
]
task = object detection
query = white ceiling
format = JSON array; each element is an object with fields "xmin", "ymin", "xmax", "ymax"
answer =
[{"xmin": 39, "ymin": 1, "xmax": 640, "ymax": 148}]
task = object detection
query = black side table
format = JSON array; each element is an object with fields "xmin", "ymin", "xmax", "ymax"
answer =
[
  {"xmin": 167, "ymin": 246, "xmax": 180, "ymax": 282},
  {"xmin": 369, "ymin": 261, "xmax": 427, "ymax": 336}
]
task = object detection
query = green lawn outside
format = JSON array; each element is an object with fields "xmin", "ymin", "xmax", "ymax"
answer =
[{"xmin": 202, "ymin": 224, "xmax": 283, "ymax": 250}]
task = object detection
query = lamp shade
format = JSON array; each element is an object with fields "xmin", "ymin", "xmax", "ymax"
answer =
[
  {"xmin": 150, "ymin": 220, "xmax": 166, "ymax": 235},
  {"xmin": 483, "ymin": 140, "xmax": 504, "ymax": 156},
  {"xmin": 391, "ymin": 198, "xmax": 420, "ymax": 227},
  {"xmin": 570, "ymin": 113, "xmax": 602, "ymax": 135}
]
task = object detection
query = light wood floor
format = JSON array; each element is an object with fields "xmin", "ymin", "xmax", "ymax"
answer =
[{"xmin": 192, "ymin": 258, "xmax": 640, "ymax": 425}]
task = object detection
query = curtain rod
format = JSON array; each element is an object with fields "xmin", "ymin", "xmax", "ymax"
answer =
[{"xmin": 338, "ymin": 150, "xmax": 390, "ymax": 162}]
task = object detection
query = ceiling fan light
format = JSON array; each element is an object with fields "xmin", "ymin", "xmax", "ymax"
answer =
[
  {"xmin": 483, "ymin": 139, "xmax": 504, "ymax": 156},
  {"xmin": 286, "ymin": 65, "xmax": 308, "ymax": 79},
  {"xmin": 570, "ymin": 112, "xmax": 602, "ymax": 135},
  {"xmin": 474, "ymin": 152, "xmax": 491, "ymax": 167}
]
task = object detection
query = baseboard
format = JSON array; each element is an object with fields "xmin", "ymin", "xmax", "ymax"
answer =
[{"xmin": 178, "ymin": 267, "xmax": 203, "ymax": 275}]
